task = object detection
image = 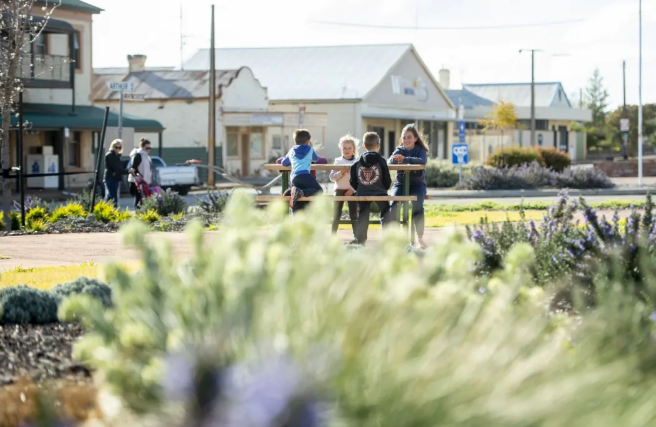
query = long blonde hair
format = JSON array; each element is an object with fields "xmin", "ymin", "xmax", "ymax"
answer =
[
  {"xmin": 338, "ymin": 134, "xmax": 359, "ymax": 158},
  {"xmin": 401, "ymin": 123, "xmax": 429, "ymax": 152},
  {"xmin": 109, "ymin": 139, "xmax": 123, "ymax": 154}
]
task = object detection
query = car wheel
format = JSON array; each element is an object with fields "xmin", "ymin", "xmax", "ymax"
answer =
[{"xmin": 177, "ymin": 186, "xmax": 189, "ymax": 196}]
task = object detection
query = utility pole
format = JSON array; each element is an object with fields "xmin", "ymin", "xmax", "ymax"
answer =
[
  {"xmin": 639, "ymin": 0, "xmax": 643, "ymax": 185},
  {"xmin": 519, "ymin": 49, "xmax": 541, "ymax": 146},
  {"xmin": 579, "ymin": 88, "xmax": 583, "ymax": 108},
  {"xmin": 180, "ymin": 2, "xmax": 184, "ymax": 70},
  {"xmin": 207, "ymin": 4, "xmax": 216, "ymax": 187}
]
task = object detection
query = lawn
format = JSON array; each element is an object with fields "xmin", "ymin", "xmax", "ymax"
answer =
[{"xmin": 0, "ymin": 262, "xmax": 141, "ymax": 290}]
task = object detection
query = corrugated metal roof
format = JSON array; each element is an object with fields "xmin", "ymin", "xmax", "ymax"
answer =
[
  {"xmin": 445, "ymin": 89, "xmax": 495, "ymax": 109},
  {"xmin": 463, "ymin": 83, "xmax": 570, "ymax": 108},
  {"xmin": 37, "ymin": 0, "xmax": 103, "ymax": 14},
  {"xmin": 95, "ymin": 67, "xmax": 176, "ymax": 75},
  {"xmin": 92, "ymin": 69, "xmax": 241, "ymax": 100},
  {"xmin": 182, "ymin": 44, "xmax": 413, "ymax": 101}
]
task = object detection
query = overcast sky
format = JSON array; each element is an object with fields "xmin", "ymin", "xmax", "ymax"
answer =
[{"xmin": 91, "ymin": 0, "xmax": 656, "ymax": 109}]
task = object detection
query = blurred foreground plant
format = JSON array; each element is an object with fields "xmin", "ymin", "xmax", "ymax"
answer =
[{"xmin": 64, "ymin": 191, "xmax": 656, "ymax": 427}]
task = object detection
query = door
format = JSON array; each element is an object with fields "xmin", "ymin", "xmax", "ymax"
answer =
[
  {"xmin": 558, "ymin": 126, "xmax": 568, "ymax": 152},
  {"xmin": 369, "ymin": 126, "xmax": 385, "ymax": 154},
  {"xmin": 240, "ymin": 133, "xmax": 250, "ymax": 176},
  {"xmin": 388, "ymin": 131, "xmax": 396, "ymax": 157}
]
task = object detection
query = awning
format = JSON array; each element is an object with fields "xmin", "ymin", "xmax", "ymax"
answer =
[
  {"xmin": 1, "ymin": 13, "xmax": 75, "ymax": 34},
  {"xmin": 8, "ymin": 104, "xmax": 164, "ymax": 132}
]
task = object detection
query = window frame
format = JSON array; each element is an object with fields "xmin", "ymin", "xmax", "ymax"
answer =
[{"xmin": 67, "ymin": 131, "xmax": 82, "ymax": 168}]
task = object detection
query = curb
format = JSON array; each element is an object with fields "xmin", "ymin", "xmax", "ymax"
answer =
[{"xmin": 427, "ymin": 188, "xmax": 656, "ymax": 199}]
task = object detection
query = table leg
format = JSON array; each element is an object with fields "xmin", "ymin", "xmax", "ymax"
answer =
[
  {"xmin": 282, "ymin": 171, "xmax": 289, "ymax": 194},
  {"xmin": 403, "ymin": 172, "xmax": 410, "ymax": 241}
]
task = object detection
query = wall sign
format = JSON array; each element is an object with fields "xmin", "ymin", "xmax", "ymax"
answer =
[
  {"xmin": 391, "ymin": 75, "xmax": 428, "ymax": 102},
  {"xmin": 250, "ymin": 113, "xmax": 283, "ymax": 126}
]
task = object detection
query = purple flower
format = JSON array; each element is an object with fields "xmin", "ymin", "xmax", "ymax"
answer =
[{"xmin": 650, "ymin": 311, "xmax": 656, "ymax": 323}]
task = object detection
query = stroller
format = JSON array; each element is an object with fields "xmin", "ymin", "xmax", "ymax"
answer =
[{"xmin": 133, "ymin": 174, "xmax": 156, "ymax": 205}]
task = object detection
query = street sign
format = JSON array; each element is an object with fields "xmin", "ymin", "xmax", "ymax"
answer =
[
  {"xmin": 458, "ymin": 120, "xmax": 466, "ymax": 143},
  {"xmin": 452, "ymin": 143, "xmax": 469, "ymax": 165},
  {"xmin": 299, "ymin": 106, "xmax": 306, "ymax": 127},
  {"xmin": 123, "ymin": 93, "xmax": 145, "ymax": 101},
  {"xmin": 106, "ymin": 82, "xmax": 136, "ymax": 93},
  {"xmin": 620, "ymin": 118, "xmax": 630, "ymax": 132}
]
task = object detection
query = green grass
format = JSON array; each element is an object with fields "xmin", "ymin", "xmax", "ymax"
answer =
[
  {"xmin": 0, "ymin": 262, "xmax": 141, "ymax": 290},
  {"xmin": 424, "ymin": 199, "xmax": 645, "ymax": 214}
]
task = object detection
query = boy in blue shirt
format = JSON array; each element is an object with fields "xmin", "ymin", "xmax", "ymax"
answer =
[{"xmin": 281, "ymin": 129, "xmax": 323, "ymax": 210}]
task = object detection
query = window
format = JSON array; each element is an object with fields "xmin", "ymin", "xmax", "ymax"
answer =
[
  {"xmin": 250, "ymin": 128, "xmax": 264, "ymax": 158},
  {"xmin": 34, "ymin": 33, "xmax": 47, "ymax": 55},
  {"xmin": 73, "ymin": 31, "xmax": 81, "ymax": 70},
  {"xmin": 226, "ymin": 131, "xmax": 238, "ymax": 157},
  {"xmin": 67, "ymin": 131, "xmax": 81, "ymax": 167},
  {"xmin": 518, "ymin": 120, "xmax": 548, "ymax": 131},
  {"xmin": 272, "ymin": 135, "xmax": 282, "ymax": 150}
]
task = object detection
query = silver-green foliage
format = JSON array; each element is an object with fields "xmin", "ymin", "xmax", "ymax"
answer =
[{"xmin": 63, "ymin": 191, "xmax": 656, "ymax": 426}]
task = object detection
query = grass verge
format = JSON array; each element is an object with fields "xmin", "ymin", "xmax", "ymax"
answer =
[{"xmin": 0, "ymin": 262, "xmax": 141, "ymax": 290}]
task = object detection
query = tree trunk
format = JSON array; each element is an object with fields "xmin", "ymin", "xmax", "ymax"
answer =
[{"xmin": 1, "ymin": 95, "xmax": 12, "ymax": 232}]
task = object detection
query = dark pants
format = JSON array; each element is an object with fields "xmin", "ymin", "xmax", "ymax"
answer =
[
  {"xmin": 356, "ymin": 200, "xmax": 393, "ymax": 244},
  {"xmin": 391, "ymin": 184, "xmax": 426, "ymax": 236},
  {"xmin": 104, "ymin": 179, "xmax": 119, "ymax": 208},
  {"xmin": 130, "ymin": 182, "xmax": 142, "ymax": 209},
  {"xmin": 290, "ymin": 174, "xmax": 323, "ymax": 212},
  {"xmin": 332, "ymin": 189, "xmax": 357, "ymax": 235}
]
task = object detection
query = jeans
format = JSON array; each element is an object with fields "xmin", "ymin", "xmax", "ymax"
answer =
[
  {"xmin": 356, "ymin": 201, "xmax": 393, "ymax": 244},
  {"xmin": 104, "ymin": 179, "xmax": 119, "ymax": 208},
  {"xmin": 290, "ymin": 173, "xmax": 323, "ymax": 212},
  {"xmin": 391, "ymin": 184, "xmax": 426, "ymax": 236},
  {"xmin": 332, "ymin": 189, "xmax": 357, "ymax": 236}
]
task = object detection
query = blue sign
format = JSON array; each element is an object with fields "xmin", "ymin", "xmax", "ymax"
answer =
[
  {"xmin": 452, "ymin": 143, "xmax": 469, "ymax": 165},
  {"xmin": 32, "ymin": 161, "xmax": 40, "ymax": 174},
  {"xmin": 458, "ymin": 120, "xmax": 466, "ymax": 143},
  {"xmin": 49, "ymin": 162, "xmax": 56, "ymax": 173}
]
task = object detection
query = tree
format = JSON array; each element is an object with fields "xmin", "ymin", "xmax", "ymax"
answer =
[
  {"xmin": 585, "ymin": 68, "xmax": 610, "ymax": 128},
  {"xmin": 606, "ymin": 104, "xmax": 656, "ymax": 156},
  {"xmin": 480, "ymin": 101, "xmax": 518, "ymax": 166},
  {"xmin": 0, "ymin": 0, "xmax": 60, "ymax": 230}
]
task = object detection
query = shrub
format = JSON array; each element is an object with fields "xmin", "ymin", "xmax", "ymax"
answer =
[
  {"xmin": 25, "ymin": 206, "xmax": 48, "ymax": 226},
  {"xmin": 425, "ymin": 160, "xmax": 465, "ymax": 188},
  {"xmin": 26, "ymin": 218, "xmax": 49, "ymax": 232},
  {"xmin": 458, "ymin": 162, "xmax": 614, "ymax": 190},
  {"xmin": 51, "ymin": 277, "xmax": 113, "ymax": 308},
  {"xmin": 195, "ymin": 189, "xmax": 229, "ymax": 214},
  {"xmin": 141, "ymin": 188, "xmax": 187, "ymax": 217},
  {"xmin": 10, "ymin": 212, "xmax": 20, "ymax": 230},
  {"xmin": 72, "ymin": 190, "xmax": 94, "ymax": 212},
  {"xmin": 12, "ymin": 195, "xmax": 44, "ymax": 213},
  {"xmin": 49, "ymin": 203, "xmax": 88, "ymax": 223},
  {"xmin": 93, "ymin": 201, "xmax": 120, "ymax": 223},
  {"xmin": 536, "ymin": 147, "xmax": 571, "ymax": 172},
  {"xmin": 486, "ymin": 146, "xmax": 545, "ymax": 168},
  {"xmin": 66, "ymin": 192, "xmax": 656, "ymax": 425},
  {"xmin": 0, "ymin": 286, "xmax": 58, "ymax": 324},
  {"xmin": 139, "ymin": 209, "xmax": 161, "ymax": 224}
]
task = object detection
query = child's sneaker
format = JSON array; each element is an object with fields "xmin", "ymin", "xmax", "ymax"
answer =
[
  {"xmin": 290, "ymin": 186, "xmax": 304, "ymax": 208},
  {"xmin": 415, "ymin": 238, "xmax": 428, "ymax": 250}
]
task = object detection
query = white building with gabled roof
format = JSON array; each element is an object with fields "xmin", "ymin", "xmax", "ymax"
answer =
[{"xmin": 184, "ymin": 44, "xmax": 457, "ymax": 160}]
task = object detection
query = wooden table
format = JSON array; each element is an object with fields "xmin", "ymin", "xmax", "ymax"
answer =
[{"xmin": 262, "ymin": 164, "xmax": 425, "ymax": 243}]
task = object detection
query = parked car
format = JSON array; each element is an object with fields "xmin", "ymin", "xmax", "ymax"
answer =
[{"xmin": 88, "ymin": 156, "xmax": 200, "ymax": 197}]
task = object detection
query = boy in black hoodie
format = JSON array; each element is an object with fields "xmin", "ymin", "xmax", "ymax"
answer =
[{"xmin": 349, "ymin": 132, "xmax": 393, "ymax": 245}]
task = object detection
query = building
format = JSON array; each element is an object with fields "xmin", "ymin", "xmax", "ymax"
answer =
[
  {"xmin": 443, "ymin": 73, "xmax": 592, "ymax": 163},
  {"xmin": 183, "ymin": 44, "xmax": 457, "ymax": 161},
  {"xmin": 6, "ymin": 0, "xmax": 163, "ymax": 190},
  {"xmin": 93, "ymin": 55, "xmax": 327, "ymax": 177}
]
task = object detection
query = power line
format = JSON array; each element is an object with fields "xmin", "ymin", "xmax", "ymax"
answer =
[{"xmin": 312, "ymin": 18, "xmax": 586, "ymax": 31}]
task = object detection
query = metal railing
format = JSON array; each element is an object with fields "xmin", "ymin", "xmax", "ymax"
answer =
[{"xmin": 18, "ymin": 53, "xmax": 71, "ymax": 82}]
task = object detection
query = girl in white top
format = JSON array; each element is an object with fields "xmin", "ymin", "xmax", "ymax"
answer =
[{"xmin": 329, "ymin": 135, "xmax": 359, "ymax": 239}]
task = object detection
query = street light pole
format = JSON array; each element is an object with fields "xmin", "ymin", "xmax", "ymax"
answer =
[
  {"xmin": 638, "ymin": 0, "xmax": 643, "ymax": 186},
  {"xmin": 519, "ymin": 49, "xmax": 541, "ymax": 146}
]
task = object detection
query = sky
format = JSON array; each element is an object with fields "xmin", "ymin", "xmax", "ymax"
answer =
[{"xmin": 90, "ymin": 0, "xmax": 656, "ymax": 110}]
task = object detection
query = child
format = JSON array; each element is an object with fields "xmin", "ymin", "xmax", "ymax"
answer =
[
  {"xmin": 349, "ymin": 132, "xmax": 393, "ymax": 245},
  {"xmin": 280, "ymin": 129, "xmax": 323, "ymax": 210},
  {"xmin": 329, "ymin": 135, "xmax": 359, "ymax": 237}
]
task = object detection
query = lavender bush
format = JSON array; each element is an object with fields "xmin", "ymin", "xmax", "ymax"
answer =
[
  {"xmin": 457, "ymin": 162, "xmax": 614, "ymax": 190},
  {"xmin": 141, "ymin": 188, "xmax": 188, "ymax": 217}
]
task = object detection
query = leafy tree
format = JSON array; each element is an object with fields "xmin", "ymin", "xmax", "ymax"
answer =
[
  {"xmin": 480, "ymin": 101, "xmax": 518, "ymax": 167},
  {"xmin": 606, "ymin": 104, "xmax": 656, "ymax": 155},
  {"xmin": 586, "ymin": 69, "xmax": 610, "ymax": 128}
]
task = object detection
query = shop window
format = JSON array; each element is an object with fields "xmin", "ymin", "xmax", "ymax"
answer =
[
  {"xmin": 250, "ymin": 128, "xmax": 264, "ymax": 158},
  {"xmin": 272, "ymin": 135, "xmax": 282, "ymax": 150},
  {"xmin": 226, "ymin": 131, "xmax": 239, "ymax": 157},
  {"xmin": 68, "ymin": 131, "xmax": 81, "ymax": 167},
  {"xmin": 73, "ymin": 31, "xmax": 81, "ymax": 70}
]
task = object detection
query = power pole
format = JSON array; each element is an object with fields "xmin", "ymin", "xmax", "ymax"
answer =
[
  {"xmin": 579, "ymin": 88, "xmax": 583, "ymax": 108},
  {"xmin": 207, "ymin": 4, "xmax": 216, "ymax": 187},
  {"xmin": 639, "ymin": 0, "xmax": 643, "ymax": 185},
  {"xmin": 180, "ymin": 2, "xmax": 184, "ymax": 70},
  {"xmin": 519, "ymin": 49, "xmax": 541, "ymax": 146}
]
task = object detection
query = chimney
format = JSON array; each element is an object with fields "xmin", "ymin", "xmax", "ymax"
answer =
[
  {"xmin": 439, "ymin": 67, "xmax": 450, "ymax": 90},
  {"xmin": 127, "ymin": 54, "xmax": 147, "ymax": 73}
]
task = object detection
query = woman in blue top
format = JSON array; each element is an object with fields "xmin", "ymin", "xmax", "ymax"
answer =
[{"xmin": 389, "ymin": 123, "xmax": 429, "ymax": 249}]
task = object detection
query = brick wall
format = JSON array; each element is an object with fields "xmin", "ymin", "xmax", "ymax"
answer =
[{"xmin": 594, "ymin": 160, "xmax": 656, "ymax": 177}]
